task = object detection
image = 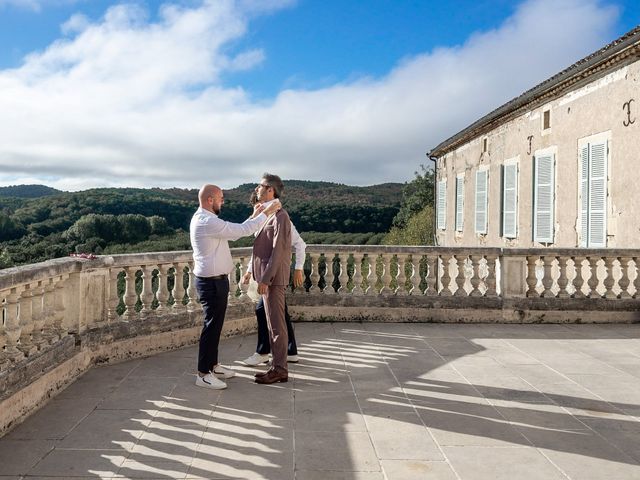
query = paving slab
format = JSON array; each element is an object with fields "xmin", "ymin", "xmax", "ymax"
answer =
[{"xmin": 1, "ymin": 323, "xmax": 639, "ymax": 479}]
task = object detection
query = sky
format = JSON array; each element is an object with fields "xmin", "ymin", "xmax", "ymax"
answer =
[{"xmin": 0, "ymin": 0, "xmax": 638, "ymax": 191}]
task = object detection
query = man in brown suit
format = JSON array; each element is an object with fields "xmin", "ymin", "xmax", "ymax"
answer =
[{"xmin": 252, "ymin": 173, "xmax": 292, "ymax": 384}]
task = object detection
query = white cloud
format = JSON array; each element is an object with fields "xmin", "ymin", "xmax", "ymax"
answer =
[
  {"xmin": 0, "ymin": 0, "xmax": 82, "ymax": 12},
  {"xmin": 0, "ymin": 0, "xmax": 620, "ymax": 190}
]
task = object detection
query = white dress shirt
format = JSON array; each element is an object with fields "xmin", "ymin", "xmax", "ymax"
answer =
[
  {"xmin": 190, "ymin": 207, "xmax": 267, "ymax": 277},
  {"xmin": 247, "ymin": 221, "xmax": 306, "ymax": 273}
]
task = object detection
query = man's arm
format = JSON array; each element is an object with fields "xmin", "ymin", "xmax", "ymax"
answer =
[
  {"xmin": 290, "ymin": 222, "xmax": 306, "ymax": 288},
  {"xmin": 203, "ymin": 201, "xmax": 279, "ymax": 241}
]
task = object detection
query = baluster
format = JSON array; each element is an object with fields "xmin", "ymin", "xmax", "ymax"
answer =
[
  {"xmin": 439, "ymin": 255, "xmax": 452, "ymax": 296},
  {"xmin": 587, "ymin": 256, "xmax": 600, "ymax": 298},
  {"xmin": 365, "ymin": 255, "xmax": 377, "ymax": 296},
  {"xmin": 327, "ymin": 253, "xmax": 338, "ymax": 295},
  {"xmin": 602, "ymin": 257, "xmax": 617, "ymax": 299},
  {"xmin": 308, "ymin": 253, "xmax": 321, "ymax": 294},
  {"xmin": 485, "ymin": 254, "xmax": 498, "ymax": 297},
  {"xmin": 541, "ymin": 256, "xmax": 555, "ymax": 298},
  {"xmin": 351, "ymin": 253, "xmax": 364, "ymax": 295},
  {"xmin": 572, "ymin": 256, "xmax": 586, "ymax": 298},
  {"xmin": 107, "ymin": 268, "xmax": 122, "ymax": 322},
  {"xmin": 53, "ymin": 275, "xmax": 67, "ymax": 335},
  {"xmin": 380, "ymin": 254, "xmax": 393, "ymax": 295},
  {"xmin": 337, "ymin": 253, "xmax": 349, "ymax": 295},
  {"xmin": 4, "ymin": 289, "xmax": 24, "ymax": 362},
  {"xmin": 634, "ymin": 258, "xmax": 640, "ymax": 299},
  {"xmin": 19, "ymin": 284, "xmax": 37, "ymax": 356},
  {"xmin": 31, "ymin": 282, "xmax": 45, "ymax": 348},
  {"xmin": 426, "ymin": 255, "xmax": 438, "ymax": 296},
  {"xmin": 557, "ymin": 257, "xmax": 570, "ymax": 298},
  {"xmin": 156, "ymin": 265, "xmax": 171, "ymax": 313},
  {"xmin": 0, "ymin": 295, "xmax": 7, "ymax": 372},
  {"xmin": 42, "ymin": 278, "xmax": 58, "ymax": 343},
  {"xmin": 525, "ymin": 256, "xmax": 539, "ymax": 297},
  {"xmin": 396, "ymin": 254, "xmax": 409, "ymax": 295},
  {"xmin": 237, "ymin": 258, "xmax": 250, "ymax": 301},
  {"xmin": 228, "ymin": 262, "xmax": 240, "ymax": 304},
  {"xmin": 453, "ymin": 254, "xmax": 467, "ymax": 296},
  {"xmin": 123, "ymin": 267, "xmax": 138, "ymax": 320},
  {"xmin": 618, "ymin": 256, "xmax": 632, "ymax": 299},
  {"xmin": 140, "ymin": 265, "xmax": 155, "ymax": 317},
  {"xmin": 469, "ymin": 255, "xmax": 483, "ymax": 297},
  {"xmin": 187, "ymin": 263, "xmax": 199, "ymax": 312},
  {"xmin": 409, "ymin": 254, "xmax": 422, "ymax": 295},
  {"xmin": 171, "ymin": 263, "xmax": 188, "ymax": 311}
]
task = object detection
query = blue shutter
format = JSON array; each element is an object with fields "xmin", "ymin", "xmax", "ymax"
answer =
[
  {"xmin": 475, "ymin": 170, "xmax": 488, "ymax": 234},
  {"xmin": 455, "ymin": 176, "xmax": 464, "ymax": 232},
  {"xmin": 580, "ymin": 145, "xmax": 589, "ymax": 247},
  {"xmin": 502, "ymin": 163, "xmax": 518, "ymax": 238},
  {"xmin": 589, "ymin": 141, "xmax": 607, "ymax": 247},
  {"xmin": 437, "ymin": 180, "xmax": 447, "ymax": 230},
  {"xmin": 534, "ymin": 154, "xmax": 555, "ymax": 243}
]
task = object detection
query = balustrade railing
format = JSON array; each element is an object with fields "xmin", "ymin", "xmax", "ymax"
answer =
[{"xmin": 1, "ymin": 246, "xmax": 639, "ymax": 375}]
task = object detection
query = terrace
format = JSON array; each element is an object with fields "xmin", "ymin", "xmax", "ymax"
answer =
[{"xmin": 1, "ymin": 246, "xmax": 640, "ymax": 479}]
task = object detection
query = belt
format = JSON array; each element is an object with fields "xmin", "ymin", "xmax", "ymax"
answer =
[{"xmin": 196, "ymin": 274, "xmax": 228, "ymax": 280}]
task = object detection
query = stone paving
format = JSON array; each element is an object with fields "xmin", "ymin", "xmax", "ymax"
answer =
[{"xmin": 1, "ymin": 322, "xmax": 640, "ymax": 479}]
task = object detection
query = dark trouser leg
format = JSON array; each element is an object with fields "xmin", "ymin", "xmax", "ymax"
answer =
[
  {"xmin": 196, "ymin": 277, "xmax": 229, "ymax": 374},
  {"xmin": 255, "ymin": 297, "xmax": 271, "ymax": 355},
  {"xmin": 284, "ymin": 303, "xmax": 297, "ymax": 355},
  {"xmin": 263, "ymin": 285, "xmax": 288, "ymax": 371}
]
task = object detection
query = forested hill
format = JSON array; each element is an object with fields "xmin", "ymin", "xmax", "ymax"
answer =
[
  {"xmin": 0, "ymin": 184, "xmax": 62, "ymax": 198},
  {"xmin": 0, "ymin": 181, "xmax": 403, "ymax": 268}
]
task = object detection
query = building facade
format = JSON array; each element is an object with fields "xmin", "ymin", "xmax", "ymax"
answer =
[{"xmin": 429, "ymin": 26, "xmax": 640, "ymax": 249}]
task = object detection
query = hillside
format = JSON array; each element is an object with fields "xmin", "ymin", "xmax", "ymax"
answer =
[
  {"xmin": 0, "ymin": 184, "xmax": 62, "ymax": 198},
  {"xmin": 0, "ymin": 181, "xmax": 403, "ymax": 268}
]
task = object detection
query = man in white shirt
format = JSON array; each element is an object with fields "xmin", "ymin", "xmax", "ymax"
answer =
[{"xmin": 190, "ymin": 184, "xmax": 280, "ymax": 390}]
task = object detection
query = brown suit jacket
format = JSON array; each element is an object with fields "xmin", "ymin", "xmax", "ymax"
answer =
[{"xmin": 252, "ymin": 209, "xmax": 292, "ymax": 286}]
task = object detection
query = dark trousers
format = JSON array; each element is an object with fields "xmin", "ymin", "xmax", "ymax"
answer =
[
  {"xmin": 196, "ymin": 276, "xmax": 229, "ymax": 374},
  {"xmin": 255, "ymin": 296, "xmax": 297, "ymax": 355}
]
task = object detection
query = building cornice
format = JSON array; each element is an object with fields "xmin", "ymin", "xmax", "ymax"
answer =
[{"xmin": 429, "ymin": 26, "xmax": 640, "ymax": 158}]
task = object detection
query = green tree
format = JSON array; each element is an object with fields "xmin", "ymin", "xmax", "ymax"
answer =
[
  {"xmin": 392, "ymin": 165, "xmax": 435, "ymax": 229},
  {"xmin": 384, "ymin": 205, "xmax": 434, "ymax": 246}
]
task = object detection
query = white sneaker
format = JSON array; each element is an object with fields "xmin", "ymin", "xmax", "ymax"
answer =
[
  {"xmin": 242, "ymin": 353, "xmax": 269, "ymax": 366},
  {"xmin": 196, "ymin": 373, "xmax": 227, "ymax": 390},
  {"xmin": 287, "ymin": 355, "xmax": 299, "ymax": 363},
  {"xmin": 212, "ymin": 364, "xmax": 235, "ymax": 379}
]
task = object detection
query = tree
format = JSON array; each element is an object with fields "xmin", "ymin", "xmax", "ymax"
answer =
[
  {"xmin": 392, "ymin": 165, "xmax": 435, "ymax": 229},
  {"xmin": 384, "ymin": 205, "xmax": 434, "ymax": 246}
]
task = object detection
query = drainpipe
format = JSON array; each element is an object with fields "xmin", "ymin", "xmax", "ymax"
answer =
[{"xmin": 427, "ymin": 152, "xmax": 439, "ymax": 246}]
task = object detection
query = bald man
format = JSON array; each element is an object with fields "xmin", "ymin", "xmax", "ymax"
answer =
[{"xmin": 190, "ymin": 184, "xmax": 280, "ymax": 390}]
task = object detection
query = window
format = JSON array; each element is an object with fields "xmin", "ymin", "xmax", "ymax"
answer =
[
  {"xmin": 543, "ymin": 110, "xmax": 551, "ymax": 130},
  {"xmin": 580, "ymin": 140, "xmax": 608, "ymax": 247},
  {"xmin": 437, "ymin": 179, "xmax": 447, "ymax": 230},
  {"xmin": 455, "ymin": 175, "xmax": 464, "ymax": 232},
  {"xmin": 475, "ymin": 169, "xmax": 488, "ymax": 234},
  {"xmin": 533, "ymin": 151, "xmax": 555, "ymax": 243},
  {"xmin": 502, "ymin": 161, "xmax": 518, "ymax": 238}
]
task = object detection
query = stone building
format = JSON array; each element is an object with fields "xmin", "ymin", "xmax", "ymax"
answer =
[{"xmin": 429, "ymin": 26, "xmax": 640, "ymax": 248}]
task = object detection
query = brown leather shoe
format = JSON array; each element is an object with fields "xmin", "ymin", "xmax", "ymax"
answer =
[
  {"xmin": 254, "ymin": 369, "xmax": 272, "ymax": 378},
  {"xmin": 254, "ymin": 366, "xmax": 288, "ymax": 384}
]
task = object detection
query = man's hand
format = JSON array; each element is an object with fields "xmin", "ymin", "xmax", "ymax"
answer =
[
  {"xmin": 257, "ymin": 282, "xmax": 268, "ymax": 295},
  {"xmin": 262, "ymin": 199, "xmax": 281, "ymax": 216},
  {"xmin": 293, "ymin": 269, "xmax": 304, "ymax": 288},
  {"xmin": 250, "ymin": 203, "xmax": 265, "ymax": 218},
  {"xmin": 241, "ymin": 271, "xmax": 252, "ymax": 285}
]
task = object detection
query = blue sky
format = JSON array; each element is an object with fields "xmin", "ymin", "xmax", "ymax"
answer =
[{"xmin": 0, "ymin": 0, "xmax": 638, "ymax": 190}]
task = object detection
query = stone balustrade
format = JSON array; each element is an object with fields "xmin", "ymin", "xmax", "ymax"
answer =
[{"xmin": 1, "ymin": 245, "xmax": 639, "ymax": 435}]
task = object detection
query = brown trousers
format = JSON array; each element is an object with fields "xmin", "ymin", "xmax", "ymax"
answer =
[{"xmin": 263, "ymin": 285, "xmax": 288, "ymax": 370}]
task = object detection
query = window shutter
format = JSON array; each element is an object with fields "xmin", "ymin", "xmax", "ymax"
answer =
[
  {"xmin": 475, "ymin": 170, "xmax": 488, "ymax": 234},
  {"xmin": 437, "ymin": 180, "xmax": 446, "ymax": 230},
  {"xmin": 534, "ymin": 154, "xmax": 554, "ymax": 243},
  {"xmin": 455, "ymin": 176, "xmax": 464, "ymax": 231},
  {"xmin": 589, "ymin": 141, "xmax": 607, "ymax": 247},
  {"xmin": 580, "ymin": 145, "xmax": 589, "ymax": 247},
  {"xmin": 502, "ymin": 163, "xmax": 518, "ymax": 238}
]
